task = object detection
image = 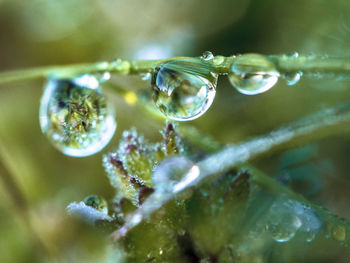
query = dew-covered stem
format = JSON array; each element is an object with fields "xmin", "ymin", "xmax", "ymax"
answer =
[
  {"xmin": 110, "ymin": 101, "xmax": 350, "ymax": 240},
  {"xmin": 2, "ymin": 54, "xmax": 350, "ymax": 85},
  {"xmin": 268, "ymin": 55, "xmax": 350, "ymax": 76}
]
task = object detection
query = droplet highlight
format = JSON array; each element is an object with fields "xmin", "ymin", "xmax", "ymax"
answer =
[
  {"xmin": 265, "ymin": 196, "xmax": 321, "ymax": 243},
  {"xmin": 140, "ymin": 72, "xmax": 152, "ymax": 81},
  {"xmin": 152, "ymin": 156, "xmax": 196, "ymax": 193},
  {"xmin": 152, "ymin": 58, "xmax": 217, "ymax": 121},
  {"xmin": 284, "ymin": 72, "xmax": 302, "ymax": 86},
  {"xmin": 228, "ymin": 54, "xmax": 279, "ymax": 95},
  {"xmin": 40, "ymin": 74, "xmax": 116, "ymax": 157}
]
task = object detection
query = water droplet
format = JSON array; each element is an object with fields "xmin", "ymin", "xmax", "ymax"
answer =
[
  {"xmin": 212, "ymin": 55, "xmax": 225, "ymax": 66},
  {"xmin": 201, "ymin": 51, "xmax": 214, "ymax": 61},
  {"xmin": 152, "ymin": 156, "xmax": 196, "ymax": 193},
  {"xmin": 152, "ymin": 58, "xmax": 217, "ymax": 121},
  {"xmin": 266, "ymin": 197, "xmax": 303, "ymax": 243},
  {"xmin": 267, "ymin": 214, "xmax": 301, "ymax": 242},
  {"xmin": 40, "ymin": 74, "xmax": 116, "ymax": 157},
  {"xmin": 332, "ymin": 224, "xmax": 346, "ymax": 241},
  {"xmin": 96, "ymin": 72, "xmax": 111, "ymax": 83},
  {"xmin": 228, "ymin": 54, "xmax": 279, "ymax": 95},
  {"xmin": 286, "ymin": 52, "xmax": 299, "ymax": 58},
  {"xmin": 305, "ymin": 232, "xmax": 316, "ymax": 242},
  {"xmin": 284, "ymin": 72, "xmax": 302, "ymax": 86},
  {"xmin": 84, "ymin": 195, "xmax": 108, "ymax": 215},
  {"xmin": 140, "ymin": 72, "xmax": 152, "ymax": 81}
]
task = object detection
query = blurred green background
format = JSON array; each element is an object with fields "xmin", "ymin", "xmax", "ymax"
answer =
[{"xmin": 1, "ymin": 0, "xmax": 350, "ymax": 262}]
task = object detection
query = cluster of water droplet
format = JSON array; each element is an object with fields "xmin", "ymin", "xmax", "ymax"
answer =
[
  {"xmin": 40, "ymin": 52, "xmax": 304, "ymax": 157},
  {"xmin": 265, "ymin": 196, "xmax": 322, "ymax": 243},
  {"xmin": 39, "ymin": 74, "xmax": 116, "ymax": 157},
  {"xmin": 149, "ymin": 51, "xmax": 303, "ymax": 122}
]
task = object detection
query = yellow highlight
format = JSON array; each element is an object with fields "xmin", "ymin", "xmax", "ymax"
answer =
[{"xmin": 124, "ymin": 92, "xmax": 138, "ymax": 105}]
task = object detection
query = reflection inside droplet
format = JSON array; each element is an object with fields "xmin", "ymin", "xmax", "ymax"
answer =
[
  {"xmin": 39, "ymin": 74, "xmax": 116, "ymax": 157},
  {"xmin": 152, "ymin": 58, "xmax": 217, "ymax": 121},
  {"xmin": 229, "ymin": 54, "xmax": 279, "ymax": 95}
]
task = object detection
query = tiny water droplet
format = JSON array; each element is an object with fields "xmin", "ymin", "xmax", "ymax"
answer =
[
  {"xmin": 152, "ymin": 156, "xmax": 195, "ymax": 193},
  {"xmin": 228, "ymin": 54, "xmax": 279, "ymax": 95},
  {"xmin": 152, "ymin": 58, "xmax": 217, "ymax": 121},
  {"xmin": 305, "ymin": 232, "xmax": 316, "ymax": 242},
  {"xmin": 201, "ymin": 51, "xmax": 214, "ymax": 61},
  {"xmin": 140, "ymin": 72, "xmax": 152, "ymax": 81},
  {"xmin": 286, "ymin": 52, "xmax": 299, "ymax": 58},
  {"xmin": 40, "ymin": 74, "xmax": 116, "ymax": 157},
  {"xmin": 284, "ymin": 72, "xmax": 302, "ymax": 86},
  {"xmin": 84, "ymin": 195, "xmax": 108, "ymax": 215},
  {"xmin": 332, "ymin": 224, "xmax": 346, "ymax": 241},
  {"xmin": 96, "ymin": 72, "xmax": 111, "ymax": 83}
]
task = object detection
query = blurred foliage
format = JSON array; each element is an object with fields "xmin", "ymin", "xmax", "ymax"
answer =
[{"xmin": 1, "ymin": 0, "xmax": 350, "ymax": 262}]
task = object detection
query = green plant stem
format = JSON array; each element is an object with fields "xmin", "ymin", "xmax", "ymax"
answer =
[
  {"xmin": 1, "ymin": 54, "xmax": 350, "ymax": 84},
  {"xmin": 268, "ymin": 55, "xmax": 350, "ymax": 75}
]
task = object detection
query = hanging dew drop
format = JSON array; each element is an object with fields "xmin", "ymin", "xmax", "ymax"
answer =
[
  {"xmin": 152, "ymin": 58, "xmax": 217, "ymax": 121},
  {"xmin": 39, "ymin": 74, "xmax": 117, "ymax": 157},
  {"xmin": 228, "ymin": 54, "xmax": 279, "ymax": 95}
]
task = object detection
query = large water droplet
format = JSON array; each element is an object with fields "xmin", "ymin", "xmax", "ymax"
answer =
[
  {"xmin": 40, "ymin": 74, "xmax": 116, "ymax": 157},
  {"xmin": 84, "ymin": 195, "xmax": 109, "ymax": 215},
  {"xmin": 228, "ymin": 54, "xmax": 279, "ymax": 95},
  {"xmin": 152, "ymin": 156, "xmax": 198, "ymax": 193},
  {"xmin": 152, "ymin": 58, "xmax": 217, "ymax": 121}
]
